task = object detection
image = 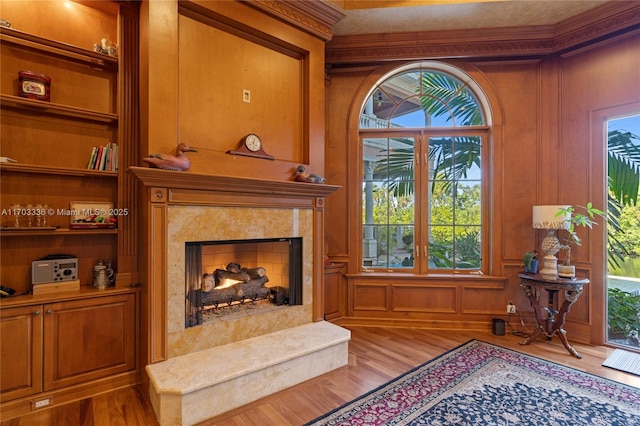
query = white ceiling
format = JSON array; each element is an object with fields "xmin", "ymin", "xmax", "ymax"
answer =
[{"xmin": 331, "ymin": 1, "xmax": 613, "ymax": 36}]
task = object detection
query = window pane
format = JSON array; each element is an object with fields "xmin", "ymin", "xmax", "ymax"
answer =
[
  {"xmin": 456, "ymin": 181, "xmax": 481, "ymax": 226},
  {"xmin": 389, "ymin": 97, "xmax": 427, "ymax": 127},
  {"xmin": 385, "ymin": 71, "xmax": 421, "ymax": 95},
  {"xmin": 429, "ymin": 226, "xmax": 454, "ymax": 269},
  {"xmin": 420, "ymin": 71, "xmax": 484, "ymax": 126},
  {"xmin": 429, "ymin": 182, "xmax": 454, "ymax": 225},
  {"xmin": 389, "ymin": 225, "xmax": 414, "ymax": 268},
  {"xmin": 363, "ymin": 137, "xmax": 390, "ymax": 174},
  {"xmin": 361, "ymin": 182, "xmax": 390, "ymax": 225},
  {"xmin": 363, "ymin": 225, "xmax": 388, "ymax": 267},
  {"xmin": 455, "ymin": 226, "xmax": 481, "ymax": 269},
  {"xmin": 429, "ymin": 226, "xmax": 481, "ymax": 270}
]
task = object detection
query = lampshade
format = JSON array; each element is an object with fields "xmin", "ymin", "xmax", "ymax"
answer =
[{"xmin": 532, "ymin": 205, "xmax": 571, "ymax": 230}]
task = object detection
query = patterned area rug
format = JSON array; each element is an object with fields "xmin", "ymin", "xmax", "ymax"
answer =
[{"xmin": 305, "ymin": 340, "xmax": 640, "ymax": 426}]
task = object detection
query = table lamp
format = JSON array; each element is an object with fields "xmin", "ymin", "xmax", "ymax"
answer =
[{"xmin": 532, "ymin": 205, "xmax": 571, "ymax": 276}]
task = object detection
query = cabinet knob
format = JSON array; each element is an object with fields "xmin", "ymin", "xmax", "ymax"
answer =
[
  {"xmin": 34, "ymin": 310, "xmax": 41, "ymax": 316},
  {"xmin": 46, "ymin": 309, "xmax": 53, "ymax": 315}
]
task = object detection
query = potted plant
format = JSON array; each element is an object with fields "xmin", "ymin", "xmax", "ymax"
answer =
[
  {"xmin": 555, "ymin": 203, "xmax": 605, "ymax": 278},
  {"xmin": 523, "ymin": 250, "xmax": 538, "ymax": 273}
]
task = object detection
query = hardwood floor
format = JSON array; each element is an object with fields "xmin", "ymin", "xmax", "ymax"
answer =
[{"xmin": 2, "ymin": 326, "xmax": 639, "ymax": 426}]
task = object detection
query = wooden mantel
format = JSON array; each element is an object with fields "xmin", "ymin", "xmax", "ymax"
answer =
[{"xmin": 128, "ymin": 166, "xmax": 341, "ymax": 201}]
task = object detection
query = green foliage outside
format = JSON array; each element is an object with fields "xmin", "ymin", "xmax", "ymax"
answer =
[
  {"xmin": 607, "ymin": 287, "xmax": 640, "ymax": 347},
  {"xmin": 615, "ymin": 203, "xmax": 640, "ymax": 256}
]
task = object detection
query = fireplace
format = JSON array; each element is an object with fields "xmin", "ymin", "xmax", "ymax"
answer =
[
  {"xmin": 185, "ymin": 237, "xmax": 303, "ymax": 327},
  {"xmin": 131, "ymin": 168, "xmax": 347, "ymax": 426},
  {"xmin": 130, "ymin": 167, "xmax": 340, "ymax": 360}
]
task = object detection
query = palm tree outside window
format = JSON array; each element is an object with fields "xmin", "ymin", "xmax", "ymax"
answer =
[{"xmin": 360, "ymin": 63, "xmax": 489, "ymax": 272}]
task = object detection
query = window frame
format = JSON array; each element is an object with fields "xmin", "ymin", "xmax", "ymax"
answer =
[{"xmin": 358, "ymin": 63, "xmax": 492, "ymax": 274}]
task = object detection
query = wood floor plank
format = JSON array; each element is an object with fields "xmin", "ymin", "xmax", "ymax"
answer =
[{"xmin": 2, "ymin": 326, "xmax": 638, "ymax": 426}]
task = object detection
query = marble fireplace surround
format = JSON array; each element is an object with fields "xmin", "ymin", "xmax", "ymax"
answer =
[{"xmin": 130, "ymin": 167, "xmax": 341, "ymax": 359}]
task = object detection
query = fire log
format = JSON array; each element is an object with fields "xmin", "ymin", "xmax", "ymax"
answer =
[
  {"xmin": 242, "ymin": 267, "xmax": 267, "ymax": 279},
  {"xmin": 213, "ymin": 269, "xmax": 250, "ymax": 284},
  {"xmin": 236, "ymin": 276, "xmax": 269, "ymax": 298}
]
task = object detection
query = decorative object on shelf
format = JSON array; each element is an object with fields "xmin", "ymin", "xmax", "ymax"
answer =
[
  {"xmin": 143, "ymin": 142, "xmax": 197, "ymax": 171},
  {"xmin": 93, "ymin": 38, "xmax": 117, "ymax": 56},
  {"xmin": 523, "ymin": 250, "xmax": 538, "ymax": 273},
  {"xmin": 2, "ymin": 202, "xmax": 53, "ymax": 229},
  {"xmin": 93, "ymin": 257, "xmax": 115, "ymax": 289},
  {"xmin": 32, "ymin": 254, "xmax": 78, "ymax": 285},
  {"xmin": 18, "ymin": 70, "xmax": 51, "ymax": 101},
  {"xmin": 69, "ymin": 201, "xmax": 117, "ymax": 229},
  {"xmin": 555, "ymin": 203, "xmax": 605, "ymax": 279},
  {"xmin": 532, "ymin": 205, "xmax": 571, "ymax": 277},
  {"xmin": 294, "ymin": 165, "xmax": 326, "ymax": 183},
  {"xmin": 35, "ymin": 203, "xmax": 48, "ymax": 227},
  {"xmin": 226, "ymin": 133, "xmax": 274, "ymax": 160},
  {"xmin": 9, "ymin": 203, "xmax": 21, "ymax": 227}
]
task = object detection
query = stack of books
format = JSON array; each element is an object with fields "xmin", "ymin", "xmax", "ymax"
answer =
[{"xmin": 86, "ymin": 142, "xmax": 118, "ymax": 171}]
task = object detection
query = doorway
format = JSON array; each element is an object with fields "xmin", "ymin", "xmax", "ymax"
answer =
[{"xmin": 606, "ymin": 113, "xmax": 640, "ymax": 350}]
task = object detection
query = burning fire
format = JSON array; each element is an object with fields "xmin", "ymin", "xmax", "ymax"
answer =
[{"xmin": 215, "ymin": 277, "xmax": 243, "ymax": 290}]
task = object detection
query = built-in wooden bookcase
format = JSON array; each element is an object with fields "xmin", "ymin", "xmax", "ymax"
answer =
[
  {"xmin": 0, "ymin": 1, "xmax": 139, "ymax": 419},
  {"xmin": 0, "ymin": 1, "xmax": 136, "ymax": 293}
]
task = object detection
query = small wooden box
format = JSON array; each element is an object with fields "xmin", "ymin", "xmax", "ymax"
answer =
[
  {"xmin": 32, "ymin": 279, "xmax": 80, "ymax": 295},
  {"xmin": 18, "ymin": 70, "xmax": 51, "ymax": 101}
]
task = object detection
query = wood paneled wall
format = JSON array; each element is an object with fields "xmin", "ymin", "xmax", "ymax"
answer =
[
  {"xmin": 324, "ymin": 27, "xmax": 640, "ymax": 344},
  {"xmin": 139, "ymin": 0, "xmax": 338, "ymax": 183}
]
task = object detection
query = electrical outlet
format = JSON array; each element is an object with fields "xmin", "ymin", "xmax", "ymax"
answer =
[{"xmin": 507, "ymin": 302, "xmax": 516, "ymax": 314}]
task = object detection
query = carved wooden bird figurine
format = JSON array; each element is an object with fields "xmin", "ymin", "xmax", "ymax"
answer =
[
  {"xmin": 294, "ymin": 165, "xmax": 326, "ymax": 183},
  {"xmin": 143, "ymin": 143, "xmax": 197, "ymax": 171}
]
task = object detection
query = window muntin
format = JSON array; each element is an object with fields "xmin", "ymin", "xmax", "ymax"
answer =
[{"xmin": 360, "ymin": 65, "xmax": 487, "ymax": 272}]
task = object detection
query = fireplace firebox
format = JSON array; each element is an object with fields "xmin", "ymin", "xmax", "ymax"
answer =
[{"xmin": 185, "ymin": 237, "xmax": 303, "ymax": 327}]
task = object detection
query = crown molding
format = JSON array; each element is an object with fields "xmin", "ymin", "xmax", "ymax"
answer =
[
  {"xmin": 244, "ymin": 0, "xmax": 345, "ymax": 41},
  {"xmin": 326, "ymin": 2, "xmax": 640, "ymax": 64}
]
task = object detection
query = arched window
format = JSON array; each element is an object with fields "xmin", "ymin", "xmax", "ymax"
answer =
[{"xmin": 360, "ymin": 62, "xmax": 491, "ymax": 272}]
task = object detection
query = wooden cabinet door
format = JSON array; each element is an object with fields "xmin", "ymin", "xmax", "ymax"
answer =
[
  {"xmin": 324, "ymin": 264, "xmax": 345, "ymax": 320},
  {"xmin": 43, "ymin": 294, "xmax": 135, "ymax": 391},
  {"xmin": 0, "ymin": 305, "xmax": 43, "ymax": 401}
]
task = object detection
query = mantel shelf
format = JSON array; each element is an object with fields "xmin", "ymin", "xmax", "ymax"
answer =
[
  {"xmin": 0, "ymin": 95, "xmax": 118, "ymax": 123},
  {"xmin": 128, "ymin": 166, "xmax": 341, "ymax": 199}
]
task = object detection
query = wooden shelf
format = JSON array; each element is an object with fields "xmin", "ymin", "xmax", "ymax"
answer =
[
  {"xmin": 0, "ymin": 26, "xmax": 118, "ymax": 69},
  {"xmin": 0, "ymin": 162, "xmax": 118, "ymax": 178},
  {"xmin": 0, "ymin": 285, "xmax": 136, "ymax": 309},
  {"xmin": 0, "ymin": 228, "xmax": 117, "ymax": 237},
  {"xmin": 0, "ymin": 95, "xmax": 118, "ymax": 123}
]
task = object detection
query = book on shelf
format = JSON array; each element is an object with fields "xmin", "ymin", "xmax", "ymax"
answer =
[
  {"xmin": 86, "ymin": 146, "xmax": 97, "ymax": 169},
  {"xmin": 86, "ymin": 143, "xmax": 118, "ymax": 171}
]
